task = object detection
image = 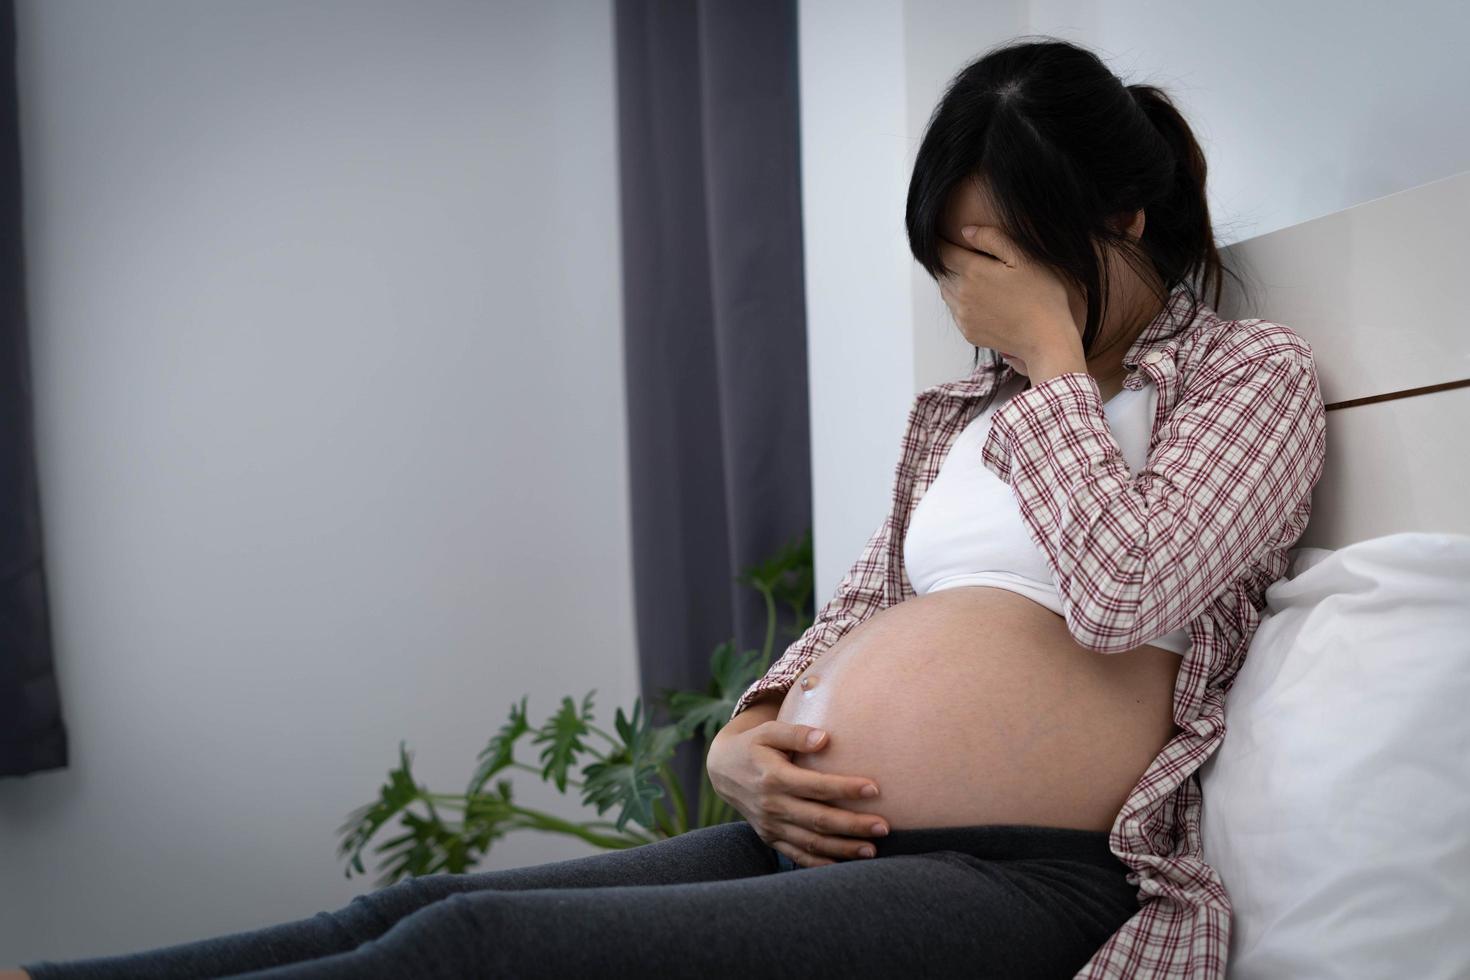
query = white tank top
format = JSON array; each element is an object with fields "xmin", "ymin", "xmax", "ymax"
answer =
[{"xmin": 903, "ymin": 374, "xmax": 1191, "ymax": 656}]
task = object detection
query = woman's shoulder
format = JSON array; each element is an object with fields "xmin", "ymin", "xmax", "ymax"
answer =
[{"xmin": 1179, "ymin": 312, "xmax": 1317, "ymax": 382}]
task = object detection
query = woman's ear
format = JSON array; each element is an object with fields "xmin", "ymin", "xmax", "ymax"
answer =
[{"xmin": 1118, "ymin": 208, "xmax": 1146, "ymax": 241}]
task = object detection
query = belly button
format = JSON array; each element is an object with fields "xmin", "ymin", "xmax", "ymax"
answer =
[{"xmin": 799, "ymin": 675, "xmax": 817, "ymax": 692}]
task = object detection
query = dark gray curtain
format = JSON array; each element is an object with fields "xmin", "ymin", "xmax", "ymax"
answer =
[
  {"xmin": 1, "ymin": 0, "xmax": 66, "ymax": 779},
  {"xmin": 614, "ymin": 0, "xmax": 811, "ymax": 803}
]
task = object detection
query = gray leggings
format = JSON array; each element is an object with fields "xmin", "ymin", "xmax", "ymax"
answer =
[{"xmin": 22, "ymin": 820, "xmax": 1139, "ymax": 979}]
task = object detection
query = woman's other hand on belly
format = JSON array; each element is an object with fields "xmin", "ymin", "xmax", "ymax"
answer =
[{"xmin": 708, "ymin": 712, "xmax": 892, "ymax": 868}]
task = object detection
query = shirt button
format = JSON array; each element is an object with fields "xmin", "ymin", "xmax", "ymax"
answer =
[{"xmin": 1143, "ymin": 351, "xmax": 1164, "ymax": 365}]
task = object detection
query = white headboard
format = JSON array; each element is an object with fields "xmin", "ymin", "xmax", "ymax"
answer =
[{"xmin": 1216, "ymin": 169, "xmax": 1470, "ymax": 550}]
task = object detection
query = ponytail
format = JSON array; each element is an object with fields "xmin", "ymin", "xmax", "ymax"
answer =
[{"xmin": 1127, "ymin": 83, "xmax": 1229, "ymax": 311}]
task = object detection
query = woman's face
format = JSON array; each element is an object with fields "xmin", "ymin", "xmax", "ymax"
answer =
[
  {"xmin": 936, "ymin": 178, "xmax": 1147, "ymax": 376},
  {"xmin": 936, "ymin": 180, "xmax": 1045, "ymax": 373}
]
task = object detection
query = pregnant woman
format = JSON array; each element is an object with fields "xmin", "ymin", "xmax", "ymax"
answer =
[{"xmin": 9, "ymin": 36, "xmax": 1326, "ymax": 980}]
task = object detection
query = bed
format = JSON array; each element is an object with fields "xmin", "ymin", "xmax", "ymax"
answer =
[{"xmin": 1197, "ymin": 167, "xmax": 1470, "ymax": 978}]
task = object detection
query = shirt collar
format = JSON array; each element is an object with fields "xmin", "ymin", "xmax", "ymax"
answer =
[
  {"xmin": 1121, "ymin": 281, "xmax": 1201, "ymax": 369},
  {"xmin": 925, "ymin": 281, "xmax": 1202, "ymax": 400}
]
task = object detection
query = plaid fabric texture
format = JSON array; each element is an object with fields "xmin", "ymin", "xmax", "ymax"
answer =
[{"xmin": 730, "ymin": 282, "xmax": 1329, "ymax": 978}]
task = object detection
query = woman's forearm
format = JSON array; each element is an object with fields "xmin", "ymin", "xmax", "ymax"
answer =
[{"xmin": 717, "ymin": 693, "xmax": 781, "ymax": 743}]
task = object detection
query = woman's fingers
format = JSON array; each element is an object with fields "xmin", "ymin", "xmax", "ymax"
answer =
[
  {"xmin": 770, "ymin": 796, "xmax": 887, "ymax": 863},
  {"xmin": 754, "ymin": 725, "xmax": 882, "ymax": 803},
  {"xmin": 779, "ymin": 765, "xmax": 881, "ymax": 803},
  {"xmin": 779, "ymin": 821, "xmax": 880, "ymax": 862},
  {"xmin": 768, "ymin": 798, "xmax": 889, "ymax": 866},
  {"xmin": 784, "ymin": 796, "xmax": 890, "ymax": 842}
]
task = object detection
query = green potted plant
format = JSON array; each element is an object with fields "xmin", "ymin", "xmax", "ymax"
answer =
[{"xmin": 336, "ymin": 529, "xmax": 814, "ymax": 887}]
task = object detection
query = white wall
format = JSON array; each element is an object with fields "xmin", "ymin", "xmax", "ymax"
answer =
[
  {"xmin": 1029, "ymin": 0, "xmax": 1470, "ymax": 246},
  {"xmin": 904, "ymin": 0, "xmax": 1028, "ymax": 394},
  {"xmin": 795, "ymin": 1, "xmax": 919, "ymax": 607},
  {"xmin": 0, "ymin": 0, "xmax": 637, "ymax": 965},
  {"xmin": 798, "ymin": 0, "xmax": 1470, "ymax": 602}
]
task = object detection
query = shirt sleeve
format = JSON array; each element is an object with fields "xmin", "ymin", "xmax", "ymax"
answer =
[
  {"xmin": 729, "ymin": 510, "xmax": 894, "ymax": 720},
  {"xmin": 983, "ymin": 337, "xmax": 1328, "ymax": 654}
]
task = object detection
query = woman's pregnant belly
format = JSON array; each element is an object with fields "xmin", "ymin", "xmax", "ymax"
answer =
[{"xmin": 776, "ymin": 586, "xmax": 1184, "ymax": 833}]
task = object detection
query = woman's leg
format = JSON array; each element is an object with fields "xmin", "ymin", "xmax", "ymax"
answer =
[
  {"xmin": 20, "ymin": 820, "xmax": 781, "ymax": 980},
  {"xmin": 212, "ymin": 826, "xmax": 1139, "ymax": 980}
]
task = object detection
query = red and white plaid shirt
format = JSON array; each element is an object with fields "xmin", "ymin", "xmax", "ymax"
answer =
[{"xmin": 731, "ymin": 283, "xmax": 1329, "ymax": 978}]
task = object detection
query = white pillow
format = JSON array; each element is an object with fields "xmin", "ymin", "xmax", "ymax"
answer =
[{"xmin": 1198, "ymin": 531, "xmax": 1470, "ymax": 980}]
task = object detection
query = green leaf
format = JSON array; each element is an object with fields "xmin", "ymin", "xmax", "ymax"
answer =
[
  {"xmin": 466, "ymin": 695, "xmax": 531, "ymax": 797},
  {"xmin": 648, "ymin": 684, "xmax": 681, "ymax": 713},
  {"xmin": 579, "ymin": 698, "xmax": 680, "ymax": 833},
  {"xmin": 736, "ymin": 528, "xmax": 813, "ymax": 599},
  {"xmin": 666, "ymin": 640, "xmax": 764, "ymax": 743},
  {"xmin": 531, "ymin": 692, "xmax": 595, "ymax": 792},
  {"xmin": 336, "ymin": 741, "xmax": 422, "ymax": 879}
]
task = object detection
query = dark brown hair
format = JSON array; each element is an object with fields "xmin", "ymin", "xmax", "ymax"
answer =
[{"xmin": 905, "ymin": 35, "xmax": 1247, "ymax": 376}]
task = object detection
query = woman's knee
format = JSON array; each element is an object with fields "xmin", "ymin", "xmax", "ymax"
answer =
[{"xmin": 329, "ymin": 873, "xmax": 459, "ymax": 936}]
